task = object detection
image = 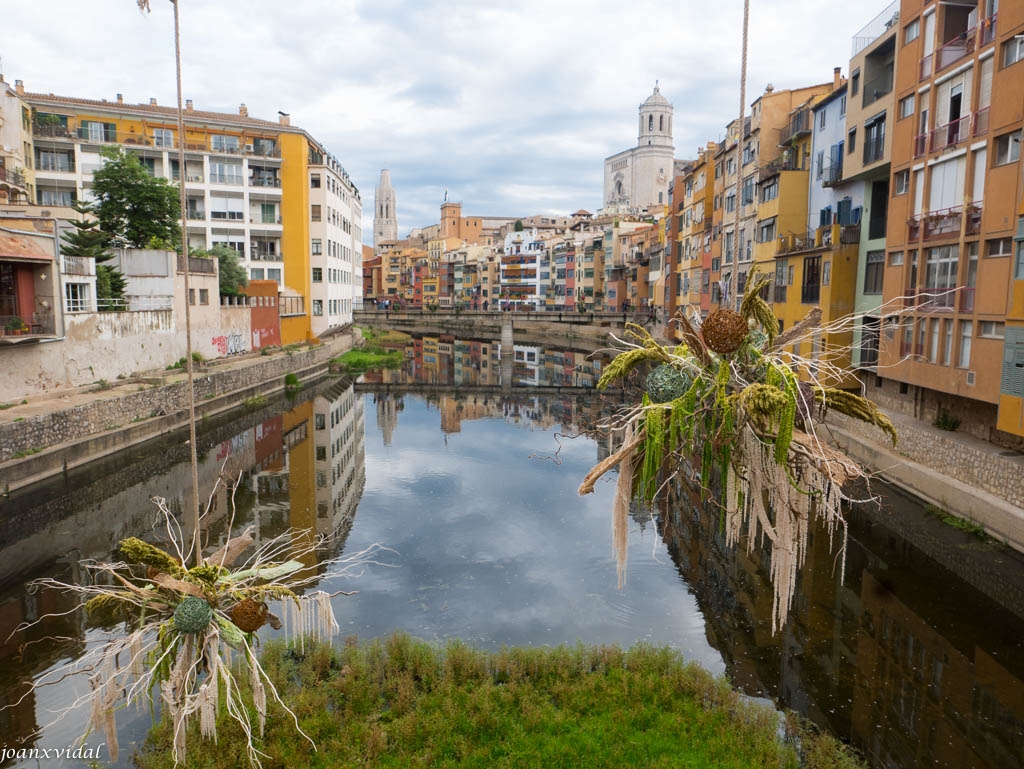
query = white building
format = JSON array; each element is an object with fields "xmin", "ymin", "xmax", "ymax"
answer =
[
  {"xmin": 310, "ymin": 151, "xmax": 361, "ymax": 335},
  {"xmin": 603, "ymin": 85, "xmax": 675, "ymax": 212}
]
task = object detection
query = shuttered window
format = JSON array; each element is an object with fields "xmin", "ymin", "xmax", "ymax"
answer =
[{"xmin": 1001, "ymin": 326, "xmax": 1024, "ymax": 396}]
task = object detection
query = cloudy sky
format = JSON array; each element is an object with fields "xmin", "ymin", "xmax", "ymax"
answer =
[{"xmin": 4, "ymin": 0, "xmax": 873, "ymax": 242}]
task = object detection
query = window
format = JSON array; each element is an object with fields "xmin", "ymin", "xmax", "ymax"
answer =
[
  {"xmin": 864, "ymin": 117, "xmax": 886, "ymax": 164},
  {"xmin": 848, "ymin": 128, "xmax": 857, "ymax": 154},
  {"xmin": 904, "ymin": 18, "xmax": 920, "ymax": 44},
  {"xmin": 851, "ymin": 69, "xmax": 860, "ymax": 96},
  {"xmin": 980, "ymin": 321, "xmax": 1006, "ymax": 338},
  {"xmin": 199, "ymin": 289, "xmax": 209, "ymax": 305},
  {"xmin": 819, "ymin": 110, "xmax": 826, "ymax": 129},
  {"xmin": 310, "ymin": 173, "xmax": 321, "ymax": 188},
  {"xmin": 1016, "ymin": 240, "xmax": 1024, "ymax": 279},
  {"xmin": 312, "ymin": 299, "xmax": 323, "ymax": 316},
  {"xmin": 864, "ymin": 250, "xmax": 885, "ymax": 294},
  {"xmin": 899, "ymin": 94, "xmax": 915, "ymax": 119},
  {"xmin": 822, "ymin": 260, "xmax": 831, "ymax": 285},
  {"xmin": 188, "ymin": 288, "xmax": 195, "ymax": 305},
  {"xmin": 209, "ymin": 161, "xmax": 243, "ymax": 184},
  {"xmin": 816, "ymin": 150, "xmax": 824, "ymax": 178},
  {"xmin": 315, "ymin": 414, "xmax": 325, "ymax": 430},
  {"xmin": 995, "ymin": 130, "xmax": 1021, "ymax": 164},
  {"xmin": 211, "ymin": 134, "xmax": 239, "ymax": 152},
  {"xmin": 925, "ymin": 245, "xmax": 958, "ymax": 306},
  {"xmin": 38, "ymin": 189, "xmax": 75, "ymax": 206},
  {"xmin": 894, "ymin": 170, "xmax": 909, "ymax": 194},
  {"xmin": 312, "ymin": 267, "xmax": 322, "ymax": 282},
  {"xmin": 889, "ymin": 251, "xmax": 904, "ymax": 266},
  {"xmin": 1004, "ymin": 37, "xmax": 1024, "ymax": 67},
  {"xmin": 840, "ymin": 95, "xmax": 847, "ymax": 116},
  {"xmin": 943, "ymin": 319, "xmax": 953, "ymax": 365},
  {"xmin": 761, "ymin": 178, "xmax": 778, "ymax": 202},
  {"xmin": 802, "ymin": 256, "xmax": 821, "ymax": 303},
  {"xmin": 267, "ymin": 268, "xmax": 281, "ymax": 282},
  {"xmin": 312, "ymin": 238, "xmax": 322, "ymax": 255},
  {"xmin": 65, "ymin": 282, "xmax": 91, "ymax": 312},
  {"xmin": 741, "ymin": 176, "xmax": 755, "ymax": 205},
  {"xmin": 958, "ymin": 320, "xmax": 973, "ymax": 368},
  {"xmin": 152, "ymin": 128, "xmax": 173, "ymax": 147},
  {"xmin": 757, "ymin": 217, "xmax": 776, "ymax": 243},
  {"xmin": 986, "ymin": 237, "xmax": 1012, "ymax": 257},
  {"xmin": 311, "ymin": 204, "xmax": 322, "ymax": 222},
  {"xmin": 250, "ymin": 268, "xmax": 265, "ymax": 280}
]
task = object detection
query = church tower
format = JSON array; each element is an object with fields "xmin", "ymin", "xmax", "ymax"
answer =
[
  {"xmin": 637, "ymin": 83, "xmax": 673, "ymax": 148},
  {"xmin": 374, "ymin": 169, "xmax": 397, "ymax": 249},
  {"xmin": 603, "ymin": 84, "xmax": 675, "ymax": 212}
]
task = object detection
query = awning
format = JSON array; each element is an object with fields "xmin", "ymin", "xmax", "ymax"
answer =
[{"xmin": 0, "ymin": 233, "xmax": 55, "ymax": 262}]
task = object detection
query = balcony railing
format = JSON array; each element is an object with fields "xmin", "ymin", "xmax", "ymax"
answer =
[
  {"xmin": 821, "ymin": 161, "xmax": 844, "ymax": 187},
  {"xmin": 863, "ymin": 132, "xmax": 886, "ymax": 164},
  {"xmin": 773, "ymin": 284, "xmax": 788, "ymax": 304},
  {"xmin": 930, "ymin": 114, "xmax": 971, "ymax": 152},
  {"xmin": 779, "ymin": 109, "xmax": 812, "ymax": 145},
  {"xmin": 851, "ymin": 0, "xmax": 899, "ymax": 56},
  {"xmin": 908, "ymin": 215, "xmax": 922, "ymax": 242},
  {"xmin": 186, "ymin": 209, "xmax": 206, "ymax": 220},
  {"xmin": 960, "ymin": 287, "xmax": 975, "ymax": 312},
  {"xmin": 32, "ymin": 122, "xmax": 73, "ymax": 139},
  {"xmin": 61, "ymin": 255, "xmax": 94, "ymax": 276},
  {"xmin": 936, "ymin": 28, "xmax": 977, "ymax": 73},
  {"xmin": 973, "ymin": 107, "xmax": 990, "ymax": 137},
  {"xmin": 919, "ymin": 287, "xmax": 956, "ymax": 309},
  {"xmin": 965, "ymin": 204, "xmax": 982, "ymax": 236},
  {"xmin": 801, "ymin": 282, "xmax": 821, "ymax": 305},
  {"xmin": 0, "ymin": 167, "xmax": 26, "ymax": 187},
  {"xmin": 920, "ymin": 53, "xmax": 933, "ymax": 81},
  {"xmin": 981, "ymin": 14, "xmax": 997, "ymax": 45},
  {"xmin": 759, "ymin": 152, "xmax": 800, "ymax": 181},
  {"xmin": 923, "ymin": 206, "xmax": 962, "ymax": 241},
  {"xmin": 863, "ymin": 69, "xmax": 894, "ymax": 108},
  {"xmin": 250, "ymin": 252, "xmax": 282, "ymax": 262},
  {"xmin": 176, "ymin": 254, "xmax": 217, "ymax": 274},
  {"xmin": 913, "ymin": 132, "xmax": 928, "ymax": 158},
  {"xmin": 249, "ymin": 177, "xmax": 282, "ymax": 188},
  {"xmin": 1, "ymin": 313, "xmax": 56, "ymax": 336}
]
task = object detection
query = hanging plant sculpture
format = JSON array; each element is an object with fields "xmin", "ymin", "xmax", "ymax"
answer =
[
  {"xmin": 580, "ymin": 271, "xmax": 896, "ymax": 632},
  {"xmin": 10, "ymin": 491, "xmax": 388, "ymax": 768}
]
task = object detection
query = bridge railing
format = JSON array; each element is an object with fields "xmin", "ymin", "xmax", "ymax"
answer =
[{"xmin": 353, "ymin": 308, "xmax": 647, "ymax": 326}]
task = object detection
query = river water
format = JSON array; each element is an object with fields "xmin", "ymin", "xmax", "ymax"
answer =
[{"xmin": 0, "ymin": 336, "xmax": 1022, "ymax": 768}]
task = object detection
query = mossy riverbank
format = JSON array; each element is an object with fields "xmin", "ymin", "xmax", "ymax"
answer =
[{"xmin": 137, "ymin": 634, "xmax": 863, "ymax": 769}]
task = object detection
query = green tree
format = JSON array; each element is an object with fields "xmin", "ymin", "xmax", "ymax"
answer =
[
  {"xmin": 90, "ymin": 146, "xmax": 180, "ymax": 248},
  {"xmin": 61, "ymin": 201, "xmax": 126, "ymax": 311},
  {"xmin": 194, "ymin": 245, "xmax": 248, "ymax": 296},
  {"xmin": 514, "ymin": 219, "xmax": 524, "ymax": 232}
]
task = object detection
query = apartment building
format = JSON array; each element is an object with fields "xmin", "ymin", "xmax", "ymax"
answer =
[
  {"xmin": 879, "ymin": 0, "xmax": 1013, "ymax": 440},
  {"xmin": 501, "ymin": 228, "xmax": 547, "ymax": 308},
  {"xmin": 0, "ymin": 77, "xmax": 34, "ymax": 207},
  {"xmin": 309, "ymin": 151, "xmax": 361, "ymax": 335},
  {"xmin": 21, "ymin": 84, "xmax": 360, "ymax": 342}
]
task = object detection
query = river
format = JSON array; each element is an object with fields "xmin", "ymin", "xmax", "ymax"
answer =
[{"xmin": 0, "ymin": 335, "xmax": 1022, "ymax": 768}]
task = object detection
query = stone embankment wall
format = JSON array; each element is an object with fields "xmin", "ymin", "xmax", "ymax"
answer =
[
  {"xmin": 0, "ymin": 330, "xmax": 354, "ymax": 491},
  {"xmin": 827, "ymin": 409, "xmax": 1024, "ymax": 550}
]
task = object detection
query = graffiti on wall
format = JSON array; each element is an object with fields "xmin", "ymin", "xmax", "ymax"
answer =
[{"xmin": 211, "ymin": 332, "xmax": 247, "ymax": 356}]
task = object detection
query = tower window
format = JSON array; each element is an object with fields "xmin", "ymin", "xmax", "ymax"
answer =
[
  {"xmin": 648, "ymin": 115, "xmax": 654, "ymax": 132},
  {"xmin": 659, "ymin": 115, "xmax": 664, "ymax": 131}
]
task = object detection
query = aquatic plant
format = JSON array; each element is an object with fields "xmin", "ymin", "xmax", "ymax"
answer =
[
  {"xmin": 6, "ymin": 480, "xmax": 389, "ymax": 768},
  {"xmin": 580, "ymin": 271, "xmax": 897, "ymax": 632}
]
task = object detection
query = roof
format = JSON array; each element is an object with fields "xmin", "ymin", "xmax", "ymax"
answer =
[
  {"xmin": 642, "ymin": 85, "xmax": 671, "ymax": 109},
  {"xmin": 25, "ymin": 91, "xmax": 303, "ymax": 135}
]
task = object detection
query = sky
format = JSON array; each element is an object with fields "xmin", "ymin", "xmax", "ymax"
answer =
[{"xmin": 3, "ymin": 0, "xmax": 878, "ymax": 243}]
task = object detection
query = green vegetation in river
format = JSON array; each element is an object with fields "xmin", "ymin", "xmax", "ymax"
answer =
[
  {"xmin": 358, "ymin": 326, "xmax": 412, "ymax": 346},
  {"xmin": 332, "ymin": 347, "xmax": 404, "ymax": 375},
  {"xmin": 137, "ymin": 635, "xmax": 864, "ymax": 769}
]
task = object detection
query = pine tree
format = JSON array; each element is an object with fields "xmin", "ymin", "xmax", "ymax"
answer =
[{"xmin": 61, "ymin": 201, "xmax": 126, "ymax": 311}]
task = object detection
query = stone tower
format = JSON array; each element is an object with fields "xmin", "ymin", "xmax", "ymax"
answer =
[
  {"xmin": 603, "ymin": 84, "xmax": 675, "ymax": 211},
  {"xmin": 374, "ymin": 169, "xmax": 397, "ymax": 249}
]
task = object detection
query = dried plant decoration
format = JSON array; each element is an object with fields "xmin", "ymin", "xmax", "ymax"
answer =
[{"xmin": 582, "ymin": 270, "xmax": 900, "ymax": 632}]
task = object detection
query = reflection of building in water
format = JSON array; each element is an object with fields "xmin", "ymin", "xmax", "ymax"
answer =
[
  {"xmin": 512, "ymin": 345, "xmax": 541, "ymax": 386},
  {"xmin": 314, "ymin": 380, "xmax": 366, "ymax": 549},
  {"xmin": 374, "ymin": 393, "xmax": 401, "ymax": 446},
  {"xmin": 658, "ymin": 478, "xmax": 1024, "ymax": 769}
]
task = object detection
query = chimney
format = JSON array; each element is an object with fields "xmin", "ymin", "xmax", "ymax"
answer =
[
  {"xmin": 185, "ymin": 99, "xmax": 194, "ymax": 111},
  {"xmin": 278, "ymin": 111, "xmax": 290, "ymax": 126},
  {"xmin": 149, "ymin": 97, "xmax": 157, "ymax": 105},
  {"xmin": 116, "ymin": 93, "xmax": 124, "ymax": 104},
  {"xmin": 239, "ymin": 103, "xmax": 248, "ymax": 117},
  {"xmin": 833, "ymin": 66, "xmax": 842, "ymax": 90},
  {"xmin": 15, "ymin": 79, "xmax": 24, "ymax": 96}
]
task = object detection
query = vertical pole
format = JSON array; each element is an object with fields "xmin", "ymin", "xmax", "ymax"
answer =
[
  {"xmin": 731, "ymin": 0, "xmax": 751, "ymax": 309},
  {"xmin": 172, "ymin": 0, "xmax": 202, "ymax": 567}
]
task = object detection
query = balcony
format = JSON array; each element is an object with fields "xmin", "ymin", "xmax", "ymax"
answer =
[
  {"xmin": 920, "ymin": 53, "xmax": 933, "ymax": 81},
  {"xmin": 920, "ymin": 287, "xmax": 956, "ymax": 309},
  {"xmin": 935, "ymin": 28, "xmax": 977, "ymax": 74},
  {"xmin": 851, "ymin": 0, "xmax": 899, "ymax": 56},
  {"xmin": 965, "ymin": 204, "xmax": 982, "ymax": 236},
  {"xmin": 930, "ymin": 114, "xmax": 971, "ymax": 152},
  {"xmin": 801, "ymin": 282, "xmax": 820, "ymax": 305},
  {"xmin": 249, "ymin": 176, "xmax": 282, "ymax": 188},
  {"xmin": 0, "ymin": 313, "xmax": 57, "ymax": 339},
  {"xmin": 61, "ymin": 255, "xmax": 94, "ymax": 276},
  {"xmin": 913, "ymin": 132, "xmax": 928, "ymax": 158},
  {"xmin": 922, "ymin": 206, "xmax": 962, "ymax": 241},
  {"xmin": 32, "ymin": 122, "xmax": 73, "ymax": 139},
  {"xmin": 186, "ymin": 209, "xmax": 206, "ymax": 221},
  {"xmin": 863, "ymin": 69, "xmax": 894, "ymax": 108},
  {"xmin": 863, "ymin": 132, "xmax": 886, "ymax": 165},
  {"xmin": 908, "ymin": 215, "xmax": 922, "ymax": 242},
  {"xmin": 176, "ymin": 254, "xmax": 217, "ymax": 274},
  {"xmin": 0, "ymin": 167, "xmax": 26, "ymax": 187},
  {"xmin": 899, "ymin": 338, "xmax": 925, "ymax": 358},
  {"xmin": 773, "ymin": 284, "xmax": 788, "ymax": 303},
  {"xmin": 981, "ymin": 13, "xmax": 997, "ymax": 45},
  {"xmin": 250, "ymin": 251, "xmax": 282, "ymax": 262},
  {"xmin": 973, "ymin": 107, "xmax": 990, "ymax": 137},
  {"xmin": 779, "ymin": 109, "xmax": 812, "ymax": 145},
  {"xmin": 821, "ymin": 161, "xmax": 844, "ymax": 187},
  {"xmin": 758, "ymin": 152, "xmax": 800, "ymax": 182},
  {"xmin": 960, "ymin": 287, "xmax": 975, "ymax": 312}
]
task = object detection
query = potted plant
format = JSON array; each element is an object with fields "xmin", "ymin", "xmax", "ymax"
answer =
[{"xmin": 6, "ymin": 317, "xmax": 25, "ymax": 336}]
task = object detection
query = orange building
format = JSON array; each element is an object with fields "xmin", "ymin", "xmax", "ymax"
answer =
[{"xmin": 878, "ymin": 0, "xmax": 1017, "ymax": 441}]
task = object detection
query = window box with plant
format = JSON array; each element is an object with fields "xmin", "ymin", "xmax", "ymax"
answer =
[{"xmin": 5, "ymin": 317, "xmax": 28, "ymax": 336}]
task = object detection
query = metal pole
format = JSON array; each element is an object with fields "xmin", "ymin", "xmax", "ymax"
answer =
[
  {"xmin": 172, "ymin": 0, "xmax": 202, "ymax": 567},
  {"xmin": 730, "ymin": 0, "xmax": 751, "ymax": 310}
]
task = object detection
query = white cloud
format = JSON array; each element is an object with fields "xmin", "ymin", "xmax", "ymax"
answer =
[{"xmin": 7, "ymin": 0, "xmax": 867, "ymax": 241}]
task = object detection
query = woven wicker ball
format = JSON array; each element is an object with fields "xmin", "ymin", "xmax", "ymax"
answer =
[
  {"xmin": 645, "ymin": 364, "xmax": 691, "ymax": 403},
  {"xmin": 173, "ymin": 596, "xmax": 213, "ymax": 634},
  {"xmin": 702, "ymin": 309, "xmax": 749, "ymax": 354},
  {"xmin": 230, "ymin": 598, "xmax": 268, "ymax": 633}
]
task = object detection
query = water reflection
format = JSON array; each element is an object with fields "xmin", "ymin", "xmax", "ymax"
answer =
[
  {"xmin": 658, "ymin": 477, "xmax": 1024, "ymax": 769},
  {"xmin": 0, "ymin": 379, "xmax": 365, "ymax": 766}
]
